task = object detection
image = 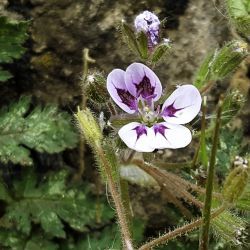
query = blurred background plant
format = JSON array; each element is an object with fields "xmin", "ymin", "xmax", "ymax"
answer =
[{"xmin": 0, "ymin": 0, "xmax": 249, "ymax": 249}]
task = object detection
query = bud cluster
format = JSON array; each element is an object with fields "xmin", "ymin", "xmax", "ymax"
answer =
[{"xmin": 120, "ymin": 10, "xmax": 171, "ymax": 64}]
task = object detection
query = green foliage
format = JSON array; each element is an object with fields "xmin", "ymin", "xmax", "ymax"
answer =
[
  {"xmin": 0, "ymin": 16, "xmax": 29, "ymax": 82},
  {"xmin": 0, "ymin": 169, "xmax": 115, "ymax": 249},
  {"xmin": 211, "ymin": 210, "xmax": 246, "ymax": 246},
  {"xmin": 151, "ymin": 41, "xmax": 171, "ymax": 64},
  {"xmin": 194, "ymin": 41, "xmax": 248, "ymax": 89},
  {"xmin": 0, "ymin": 96, "xmax": 78, "ymax": 166},
  {"xmin": 226, "ymin": 0, "xmax": 250, "ymax": 36},
  {"xmin": 62, "ymin": 218, "xmax": 145, "ymax": 250},
  {"xmin": 119, "ymin": 21, "xmax": 171, "ymax": 64},
  {"xmin": 215, "ymin": 128, "xmax": 243, "ymax": 176},
  {"xmin": 137, "ymin": 31, "xmax": 149, "ymax": 60}
]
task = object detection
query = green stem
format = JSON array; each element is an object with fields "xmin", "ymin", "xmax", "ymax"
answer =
[
  {"xmin": 139, "ymin": 205, "xmax": 226, "ymax": 250},
  {"xmin": 75, "ymin": 49, "xmax": 95, "ymax": 180},
  {"xmin": 96, "ymin": 146, "xmax": 134, "ymax": 250},
  {"xmin": 199, "ymin": 97, "xmax": 223, "ymax": 250},
  {"xmin": 120, "ymin": 178, "xmax": 133, "ymax": 233},
  {"xmin": 199, "ymin": 97, "xmax": 209, "ymax": 168}
]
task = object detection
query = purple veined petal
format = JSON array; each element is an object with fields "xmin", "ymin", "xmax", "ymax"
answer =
[
  {"xmin": 118, "ymin": 122, "xmax": 155, "ymax": 152},
  {"xmin": 150, "ymin": 122, "xmax": 192, "ymax": 149},
  {"xmin": 107, "ymin": 69, "xmax": 138, "ymax": 114},
  {"xmin": 161, "ymin": 85, "xmax": 202, "ymax": 124},
  {"xmin": 125, "ymin": 63, "xmax": 162, "ymax": 102}
]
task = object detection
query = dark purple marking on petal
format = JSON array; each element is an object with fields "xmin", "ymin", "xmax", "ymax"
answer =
[
  {"xmin": 132, "ymin": 125, "xmax": 147, "ymax": 141},
  {"xmin": 116, "ymin": 87, "xmax": 137, "ymax": 110},
  {"xmin": 135, "ymin": 75, "xmax": 156, "ymax": 100},
  {"xmin": 153, "ymin": 124, "xmax": 168, "ymax": 137},
  {"xmin": 162, "ymin": 102, "xmax": 184, "ymax": 118}
]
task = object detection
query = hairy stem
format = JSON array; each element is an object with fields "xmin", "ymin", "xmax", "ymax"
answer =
[
  {"xmin": 96, "ymin": 146, "xmax": 134, "ymax": 250},
  {"xmin": 76, "ymin": 49, "xmax": 95, "ymax": 180},
  {"xmin": 139, "ymin": 205, "xmax": 226, "ymax": 250},
  {"xmin": 120, "ymin": 178, "xmax": 133, "ymax": 233},
  {"xmin": 199, "ymin": 97, "xmax": 223, "ymax": 250}
]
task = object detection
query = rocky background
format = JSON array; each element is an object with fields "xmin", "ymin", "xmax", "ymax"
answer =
[{"xmin": 0, "ymin": 0, "xmax": 249, "ymax": 239}]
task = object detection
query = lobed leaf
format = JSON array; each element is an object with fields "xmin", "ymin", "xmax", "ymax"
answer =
[{"xmin": 0, "ymin": 96, "xmax": 78, "ymax": 165}]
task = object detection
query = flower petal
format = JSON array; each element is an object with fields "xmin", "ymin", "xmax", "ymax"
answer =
[
  {"xmin": 107, "ymin": 69, "xmax": 137, "ymax": 114},
  {"xmin": 118, "ymin": 122, "xmax": 155, "ymax": 152},
  {"xmin": 161, "ymin": 85, "xmax": 201, "ymax": 124},
  {"xmin": 125, "ymin": 63, "xmax": 162, "ymax": 102},
  {"xmin": 151, "ymin": 122, "xmax": 192, "ymax": 149}
]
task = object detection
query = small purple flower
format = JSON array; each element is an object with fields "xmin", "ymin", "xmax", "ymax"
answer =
[
  {"xmin": 107, "ymin": 62, "xmax": 202, "ymax": 152},
  {"xmin": 134, "ymin": 10, "xmax": 160, "ymax": 48}
]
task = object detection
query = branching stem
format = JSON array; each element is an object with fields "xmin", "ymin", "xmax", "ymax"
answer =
[{"xmin": 138, "ymin": 205, "xmax": 226, "ymax": 250}]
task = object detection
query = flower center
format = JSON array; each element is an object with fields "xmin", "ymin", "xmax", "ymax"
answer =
[{"xmin": 138, "ymin": 101, "xmax": 159, "ymax": 125}]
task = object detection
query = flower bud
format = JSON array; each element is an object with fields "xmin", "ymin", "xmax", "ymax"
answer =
[
  {"xmin": 85, "ymin": 72, "xmax": 109, "ymax": 104},
  {"xmin": 211, "ymin": 40, "xmax": 248, "ymax": 79},
  {"xmin": 134, "ymin": 10, "xmax": 160, "ymax": 49},
  {"xmin": 75, "ymin": 107, "xmax": 103, "ymax": 147},
  {"xmin": 223, "ymin": 160, "xmax": 249, "ymax": 204},
  {"xmin": 194, "ymin": 40, "xmax": 248, "ymax": 89}
]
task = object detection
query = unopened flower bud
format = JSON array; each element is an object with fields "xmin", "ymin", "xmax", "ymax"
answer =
[
  {"xmin": 134, "ymin": 10, "xmax": 160, "ymax": 49},
  {"xmin": 211, "ymin": 40, "xmax": 248, "ymax": 79},
  {"xmin": 85, "ymin": 72, "xmax": 109, "ymax": 104},
  {"xmin": 223, "ymin": 162, "xmax": 249, "ymax": 204},
  {"xmin": 75, "ymin": 107, "xmax": 103, "ymax": 147}
]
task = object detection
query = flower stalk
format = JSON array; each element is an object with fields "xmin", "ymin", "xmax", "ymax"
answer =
[
  {"xmin": 96, "ymin": 146, "xmax": 134, "ymax": 250},
  {"xmin": 199, "ymin": 97, "xmax": 223, "ymax": 250},
  {"xmin": 75, "ymin": 108, "xmax": 133, "ymax": 249}
]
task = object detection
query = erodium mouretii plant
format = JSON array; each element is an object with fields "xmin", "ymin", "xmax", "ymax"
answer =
[{"xmin": 75, "ymin": 10, "xmax": 249, "ymax": 250}]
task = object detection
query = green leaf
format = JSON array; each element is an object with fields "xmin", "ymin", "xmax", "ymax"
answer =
[
  {"xmin": 120, "ymin": 21, "xmax": 140, "ymax": 56},
  {"xmin": 0, "ymin": 229, "xmax": 26, "ymax": 250},
  {"xmin": 0, "ymin": 16, "xmax": 29, "ymax": 83},
  {"xmin": 0, "ymin": 96, "xmax": 78, "ymax": 165},
  {"xmin": 74, "ymin": 225, "xmax": 121, "ymax": 250},
  {"xmin": 137, "ymin": 31, "xmax": 149, "ymax": 60},
  {"xmin": 0, "ymin": 179, "xmax": 12, "ymax": 202},
  {"xmin": 0, "ymin": 229, "xmax": 59, "ymax": 250},
  {"xmin": 0, "ymin": 16, "xmax": 29, "ymax": 64},
  {"xmin": 1, "ymin": 169, "xmax": 114, "ymax": 238},
  {"xmin": 25, "ymin": 234, "xmax": 59, "ymax": 250},
  {"xmin": 0, "ymin": 67, "xmax": 13, "ymax": 82},
  {"xmin": 215, "ymin": 128, "xmax": 243, "ymax": 176},
  {"xmin": 151, "ymin": 41, "xmax": 171, "ymax": 64},
  {"xmin": 226, "ymin": 0, "xmax": 250, "ymax": 36}
]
